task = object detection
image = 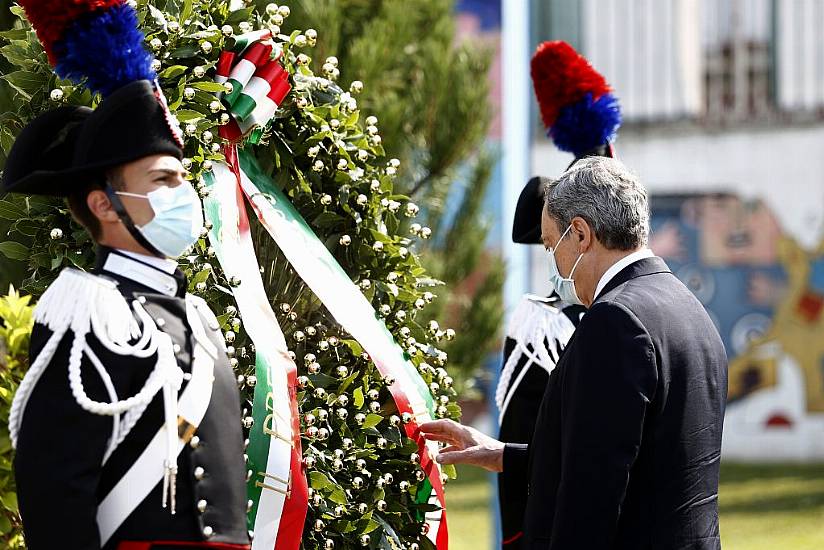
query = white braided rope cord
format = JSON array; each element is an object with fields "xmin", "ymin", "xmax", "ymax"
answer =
[
  {"xmin": 495, "ymin": 298, "xmax": 576, "ymax": 421},
  {"xmin": 9, "ymin": 269, "xmax": 181, "ymax": 461}
]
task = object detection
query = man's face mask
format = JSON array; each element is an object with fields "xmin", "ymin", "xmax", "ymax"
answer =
[
  {"xmin": 547, "ymin": 224, "xmax": 585, "ymax": 306},
  {"xmin": 117, "ymin": 183, "xmax": 204, "ymax": 258}
]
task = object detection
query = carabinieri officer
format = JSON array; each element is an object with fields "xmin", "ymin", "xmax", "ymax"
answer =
[{"xmin": 2, "ymin": 78, "xmax": 251, "ymax": 549}]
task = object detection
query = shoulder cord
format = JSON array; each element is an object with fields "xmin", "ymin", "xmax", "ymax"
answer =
[{"xmin": 495, "ymin": 304, "xmax": 575, "ymax": 420}]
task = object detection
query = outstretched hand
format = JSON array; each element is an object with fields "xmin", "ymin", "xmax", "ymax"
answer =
[{"xmin": 418, "ymin": 419, "xmax": 505, "ymax": 472}]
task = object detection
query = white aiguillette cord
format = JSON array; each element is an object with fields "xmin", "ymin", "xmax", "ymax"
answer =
[{"xmin": 157, "ymin": 332, "xmax": 184, "ymax": 514}]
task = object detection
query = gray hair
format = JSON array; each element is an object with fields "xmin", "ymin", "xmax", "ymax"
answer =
[{"xmin": 543, "ymin": 156, "xmax": 649, "ymax": 250}]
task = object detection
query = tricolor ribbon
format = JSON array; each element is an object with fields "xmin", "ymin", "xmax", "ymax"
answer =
[
  {"xmin": 215, "ymin": 31, "xmax": 291, "ymax": 144},
  {"xmin": 203, "ymin": 150, "xmax": 307, "ymax": 550},
  {"xmin": 220, "ymin": 150, "xmax": 449, "ymax": 549}
]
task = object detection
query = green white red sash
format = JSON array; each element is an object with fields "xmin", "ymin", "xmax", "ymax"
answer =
[{"xmin": 237, "ymin": 150, "xmax": 448, "ymax": 548}]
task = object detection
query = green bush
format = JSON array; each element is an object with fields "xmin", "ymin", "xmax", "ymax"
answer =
[{"xmin": 0, "ymin": 287, "xmax": 33, "ymax": 549}]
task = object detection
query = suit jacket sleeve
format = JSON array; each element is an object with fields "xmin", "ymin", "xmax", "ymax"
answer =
[
  {"xmin": 14, "ymin": 325, "xmax": 114, "ymax": 550},
  {"xmin": 549, "ymin": 302, "xmax": 657, "ymax": 549}
]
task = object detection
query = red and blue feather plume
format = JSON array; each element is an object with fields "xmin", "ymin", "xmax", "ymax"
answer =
[
  {"xmin": 530, "ymin": 41, "xmax": 621, "ymax": 157},
  {"xmin": 19, "ymin": 0, "xmax": 156, "ymax": 97}
]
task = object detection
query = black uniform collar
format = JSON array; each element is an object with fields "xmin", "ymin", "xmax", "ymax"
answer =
[
  {"xmin": 593, "ymin": 256, "xmax": 671, "ymax": 304},
  {"xmin": 95, "ymin": 246, "xmax": 187, "ymax": 297}
]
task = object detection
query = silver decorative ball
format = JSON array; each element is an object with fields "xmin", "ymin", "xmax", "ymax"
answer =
[
  {"xmin": 338, "ymin": 394, "xmax": 349, "ymax": 406},
  {"xmin": 314, "ymin": 519, "xmax": 324, "ymax": 532},
  {"xmin": 305, "ymin": 28, "xmax": 318, "ymax": 44},
  {"xmin": 50, "ymin": 228, "xmax": 63, "ymax": 240},
  {"xmin": 357, "ymin": 503, "xmax": 368, "ymax": 514},
  {"xmin": 297, "ymin": 376, "xmax": 310, "ymax": 388},
  {"xmin": 317, "ymin": 428, "xmax": 329, "ymax": 440},
  {"xmin": 359, "ymin": 535, "xmax": 370, "ymax": 546},
  {"xmin": 50, "ymin": 88, "xmax": 64, "ymax": 102},
  {"xmin": 200, "ymin": 41, "xmax": 213, "ymax": 53},
  {"xmin": 369, "ymin": 401, "xmax": 381, "ymax": 414},
  {"xmin": 184, "ymin": 87, "xmax": 196, "ymax": 100},
  {"xmin": 151, "ymin": 59, "xmax": 162, "ymax": 72},
  {"xmin": 350, "ymin": 80, "xmax": 364, "ymax": 94},
  {"xmin": 221, "ymin": 25, "xmax": 234, "ymax": 37},
  {"xmin": 304, "ymin": 413, "xmax": 316, "ymax": 426},
  {"xmin": 352, "ymin": 476, "xmax": 364, "ymax": 490},
  {"xmin": 372, "ymin": 241, "xmax": 384, "ymax": 252},
  {"xmin": 325, "ymin": 540, "xmax": 335, "ymax": 550},
  {"xmin": 359, "ymin": 279, "xmax": 371, "ymax": 290},
  {"xmin": 339, "ymin": 235, "xmax": 351, "ymax": 246},
  {"xmin": 293, "ymin": 331, "xmax": 306, "ymax": 342},
  {"xmin": 336, "ymin": 365, "xmax": 349, "ymax": 378},
  {"xmin": 209, "ymin": 100, "xmax": 222, "ymax": 113},
  {"xmin": 313, "ymin": 160, "xmax": 324, "ymax": 172},
  {"xmin": 306, "ymin": 426, "xmax": 319, "ymax": 439},
  {"xmin": 304, "ymin": 455, "xmax": 316, "ymax": 468},
  {"xmin": 194, "ymin": 65, "xmax": 207, "ymax": 78},
  {"xmin": 378, "ymin": 304, "xmax": 391, "ymax": 317},
  {"xmin": 294, "ymin": 34, "xmax": 307, "ymax": 48},
  {"xmin": 415, "ymin": 299, "xmax": 426, "ymax": 310},
  {"xmin": 150, "ymin": 38, "xmax": 163, "ymax": 51},
  {"xmin": 337, "ymin": 408, "xmax": 348, "ymax": 420},
  {"xmin": 314, "ymin": 387, "xmax": 327, "ymax": 399},
  {"xmin": 376, "ymin": 437, "xmax": 387, "ymax": 449},
  {"xmin": 376, "ymin": 499, "xmax": 387, "ymax": 511},
  {"xmin": 307, "ymin": 362, "xmax": 321, "ymax": 374},
  {"xmin": 354, "ymin": 413, "xmax": 366, "ymax": 425},
  {"xmin": 342, "ymin": 438, "xmax": 353, "ymax": 450}
]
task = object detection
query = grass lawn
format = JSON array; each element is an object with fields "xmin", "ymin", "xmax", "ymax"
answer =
[{"xmin": 446, "ymin": 462, "xmax": 824, "ymax": 550}]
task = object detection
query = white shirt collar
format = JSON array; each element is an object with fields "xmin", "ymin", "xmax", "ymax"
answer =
[
  {"xmin": 117, "ymin": 249, "xmax": 178, "ymax": 274},
  {"xmin": 593, "ymin": 248, "xmax": 655, "ymax": 301},
  {"xmin": 102, "ymin": 249, "xmax": 181, "ymax": 296}
]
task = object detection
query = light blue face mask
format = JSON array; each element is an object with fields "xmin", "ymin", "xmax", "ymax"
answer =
[
  {"xmin": 117, "ymin": 183, "xmax": 204, "ymax": 258},
  {"xmin": 547, "ymin": 224, "xmax": 585, "ymax": 306}
]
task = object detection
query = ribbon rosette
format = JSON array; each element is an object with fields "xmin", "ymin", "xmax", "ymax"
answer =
[{"xmin": 215, "ymin": 30, "xmax": 291, "ymax": 144}]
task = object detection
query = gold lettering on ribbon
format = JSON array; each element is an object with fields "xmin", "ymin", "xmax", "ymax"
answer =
[{"xmin": 262, "ymin": 391, "xmax": 293, "ymax": 445}]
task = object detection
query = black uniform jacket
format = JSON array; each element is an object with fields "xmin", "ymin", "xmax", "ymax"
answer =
[
  {"xmin": 497, "ymin": 299, "xmax": 585, "ymax": 549},
  {"xmin": 504, "ymin": 257, "xmax": 728, "ymax": 550},
  {"xmin": 15, "ymin": 249, "xmax": 250, "ymax": 549}
]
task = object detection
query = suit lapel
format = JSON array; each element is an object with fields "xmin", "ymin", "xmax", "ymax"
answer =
[{"xmin": 593, "ymin": 257, "xmax": 672, "ymax": 304}]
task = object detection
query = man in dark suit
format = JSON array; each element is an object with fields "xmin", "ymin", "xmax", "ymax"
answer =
[{"xmin": 421, "ymin": 156, "xmax": 728, "ymax": 549}]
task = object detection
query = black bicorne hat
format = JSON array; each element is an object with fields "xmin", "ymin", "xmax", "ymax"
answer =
[
  {"xmin": 2, "ymin": 80, "xmax": 183, "ymax": 197},
  {"xmin": 512, "ymin": 143, "xmax": 613, "ymax": 245}
]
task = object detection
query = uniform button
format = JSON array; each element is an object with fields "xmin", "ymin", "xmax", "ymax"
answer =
[
  {"xmin": 194, "ymin": 466, "xmax": 206, "ymax": 480},
  {"xmin": 248, "ymin": 530, "xmax": 255, "ymax": 541},
  {"xmin": 156, "ymin": 317, "xmax": 166, "ymax": 327},
  {"xmin": 173, "ymin": 344, "xmax": 181, "ymax": 353},
  {"xmin": 246, "ymin": 469, "xmax": 253, "ymax": 482},
  {"xmin": 197, "ymin": 499, "xmax": 208, "ymax": 513},
  {"xmin": 138, "ymin": 296, "xmax": 147, "ymax": 304},
  {"xmin": 190, "ymin": 436, "xmax": 201, "ymax": 449},
  {"xmin": 247, "ymin": 499, "xmax": 254, "ymax": 512},
  {"xmin": 183, "ymin": 373, "xmax": 193, "ymax": 381},
  {"xmin": 203, "ymin": 526, "xmax": 214, "ymax": 538}
]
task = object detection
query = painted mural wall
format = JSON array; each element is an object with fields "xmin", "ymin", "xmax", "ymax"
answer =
[{"xmin": 650, "ymin": 194, "xmax": 824, "ymax": 460}]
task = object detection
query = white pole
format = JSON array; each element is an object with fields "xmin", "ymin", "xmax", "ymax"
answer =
[{"xmin": 501, "ymin": 0, "xmax": 531, "ymax": 318}]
